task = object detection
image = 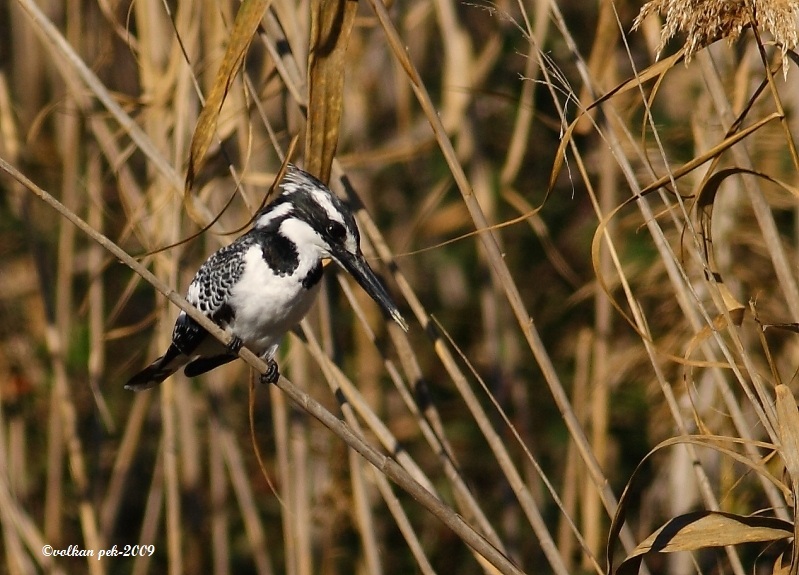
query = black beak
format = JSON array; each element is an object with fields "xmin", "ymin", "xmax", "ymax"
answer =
[{"xmin": 335, "ymin": 250, "xmax": 408, "ymax": 332}]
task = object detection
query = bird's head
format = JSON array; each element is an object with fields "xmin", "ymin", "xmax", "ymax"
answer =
[{"xmin": 255, "ymin": 165, "xmax": 408, "ymax": 331}]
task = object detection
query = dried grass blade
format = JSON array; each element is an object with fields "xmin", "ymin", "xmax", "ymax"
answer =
[
  {"xmin": 219, "ymin": 425, "xmax": 276, "ymax": 575},
  {"xmin": 697, "ymin": 51, "xmax": 799, "ymax": 320},
  {"xmin": 615, "ymin": 511, "xmax": 793, "ymax": 575},
  {"xmin": 185, "ymin": 0, "xmax": 271, "ymax": 203},
  {"xmin": 694, "ymin": 165, "xmax": 799, "ymax": 328},
  {"xmin": 99, "ymin": 394, "xmax": 151, "ymax": 537},
  {"xmin": 366, "ymin": 0, "xmax": 627, "ymax": 536},
  {"xmin": 697, "ymin": 167, "xmax": 799, "ymax": 209},
  {"xmin": 776, "ymin": 384, "xmax": 799, "ymax": 575},
  {"xmin": 607, "ymin": 435, "xmax": 789, "ymax": 574},
  {"xmin": 15, "ymin": 0, "xmax": 182, "ymax": 189},
  {"xmin": 639, "ymin": 112, "xmax": 782, "ymax": 196},
  {"xmin": 298, "ymin": 325, "xmax": 438, "ymax": 574},
  {"xmin": 305, "ymin": 0, "xmax": 357, "ymax": 182}
]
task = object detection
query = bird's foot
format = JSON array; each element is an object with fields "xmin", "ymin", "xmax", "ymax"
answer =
[
  {"xmin": 259, "ymin": 359, "xmax": 280, "ymax": 385},
  {"xmin": 227, "ymin": 335, "xmax": 244, "ymax": 354}
]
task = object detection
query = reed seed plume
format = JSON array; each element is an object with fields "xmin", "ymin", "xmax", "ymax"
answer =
[{"xmin": 634, "ymin": 0, "xmax": 799, "ymax": 67}]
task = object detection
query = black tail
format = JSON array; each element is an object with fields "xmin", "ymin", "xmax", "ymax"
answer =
[
  {"xmin": 184, "ymin": 354, "xmax": 237, "ymax": 377},
  {"xmin": 125, "ymin": 345, "xmax": 187, "ymax": 391}
]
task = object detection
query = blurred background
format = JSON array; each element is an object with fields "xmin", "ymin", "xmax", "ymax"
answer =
[{"xmin": 2, "ymin": 0, "xmax": 799, "ymax": 573}]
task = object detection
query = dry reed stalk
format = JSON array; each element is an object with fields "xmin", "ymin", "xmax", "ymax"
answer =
[
  {"xmin": 5, "ymin": 152, "xmax": 528, "ymax": 572},
  {"xmin": 620, "ymin": 11, "xmax": 784, "ymax": 515},
  {"xmin": 11, "ymin": 0, "xmax": 799, "ymax": 572},
  {"xmin": 290, "ymin": 391, "xmax": 312, "ymax": 575},
  {"xmin": 159, "ymin": 338, "xmax": 182, "ymax": 575},
  {"xmin": 583, "ymin": 139, "xmax": 618, "ymax": 567},
  {"xmin": 363, "ymin": 14, "xmax": 626, "ymax": 567},
  {"xmin": 332, "ymin": 274, "xmax": 509, "ymax": 550},
  {"xmin": 87, "ymin": 151, "xmax": 114, "ymax": 430},
  {"xmin": 0, "ymin": 392, "xmax": 32, "ymax": 574},
  {"xmin": 348, "ymin": 433, "xmax": 384, "ymax": 575},
  {"xmin": 299, "ymin": 323, "xmax": 443, "ymax": 571},
  {"xmin": 99, "ymin": 393, "xmax": 152, "ymax": 539},
  {"xmin": 270, "ymin": 383, "xmax": 298, "ymax": 575},
  {"xmin": 131, "ymin": 447, "xmax": 164, "ymax": 575},
  {"xmin": 219, "ymin": 415, "xmax": 276, "ymax": 575},
  {"xmin": 175, "ymin": 377, "xmax": 203, "ymax": 573},
  {"xmin": 284, "ymin": 342, "xmax": 312, "ymax": 575},
  {"xmin": 208, "ymin": 409, "xmax": 231, "ymax": 575},
  {"xmin": 42, "ymin": 342, "xmax": 65, "ymax": 546},
  {"xmin": 556, "ymin": 328, "xmax": 592, "ymax": 572}
]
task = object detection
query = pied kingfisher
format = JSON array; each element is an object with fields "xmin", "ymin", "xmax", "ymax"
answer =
[{"xmin": 125, "ymin": 165, "xmax": 407, "ymax": 391}]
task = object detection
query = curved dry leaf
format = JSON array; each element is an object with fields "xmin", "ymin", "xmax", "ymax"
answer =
[
  {"xmin": 695, "ymin": 166, "xmax": 799, "ymax": 327},
  {"xmin": 590, "ymin": 198, "xmax": 737, "ymax": 370},
  {"xmin": 305, "ymin": 0, "xmax": 357, "ymax": 183},
  {"xmin": 696, "ymin": 167, "xmax": 799, "ymax": 211},
  {"xmin": 776, "ymin": 385, "xmax": 799, "ymax": 481},
  {"xmin": 502, "ymin": 188, "xmax": 581, "ymax": 287},
  {"xmin": 615, "ymin": 511, "xmax": 793, "ymax": 575},
  {"xmin": 637, "ymin": 112, "xmax": 782, "ymax": 198},
  {"xmin": 694, "ymin": 165, "xmax": 799, "ymax": 299},
  {"xmin": 548, "ymin": 52, "xmax": 683, "ymax": 195},
  {"xmin": 682, "ymin": 297, "xmax": 745, "ymax": 366},
  {"xmin": 184, "ymin": 0, "xmax": 271, "ymax": 220},
  {"xmin": 775, "ymin": 552, "xmax": 793, "ymax": 575},
  {"xmin": 607, "ymin": 434, "xmax": 787, "ymax": 575}
]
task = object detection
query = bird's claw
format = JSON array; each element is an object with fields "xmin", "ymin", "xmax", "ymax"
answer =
[
  {"xmin": 227, "ymin": 336, "xmax": 244, "ymax": 354},
  {"xmin": 259, "ymin": 360, "xmax": 280, "ymax": 385}
]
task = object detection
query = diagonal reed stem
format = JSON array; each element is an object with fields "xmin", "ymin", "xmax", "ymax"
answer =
[{"xmin": 0, "ymin": 155, "xmax": 527, "ymax": 575}]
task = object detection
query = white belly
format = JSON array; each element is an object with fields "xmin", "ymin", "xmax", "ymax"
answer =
[{"xmin": 225, "ymin": 246, "xmax": 322, "ymax": 356}]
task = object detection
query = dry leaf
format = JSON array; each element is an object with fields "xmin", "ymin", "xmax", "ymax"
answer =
[
  {"xmin": 184, "ymin": 0, "xmax": 271, "ymax": 223},
  {"xmin": 776, "ymin": 385, "xmax": 799, "ymax": 575},
  {"xmin": 305, "ymin": 0, "xmax": 357, "ymax": 183},
  {"xmin": 616, "ymin": 511, "xmax": 793, "ymax": 575}
]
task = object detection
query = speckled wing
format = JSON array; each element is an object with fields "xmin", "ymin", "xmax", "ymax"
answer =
[{"xmin": 171, "ymin": 236, "xmax": 252, "ymax": 354}]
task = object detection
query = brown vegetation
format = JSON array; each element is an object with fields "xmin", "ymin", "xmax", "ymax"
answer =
[{"xmin": 2, "ymin": 0, "xmax": 799, "ymax": 573}]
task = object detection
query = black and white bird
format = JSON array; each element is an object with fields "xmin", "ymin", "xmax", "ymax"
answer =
[{"xmin": 125, "ymin": 165, "xmax": 407, "ymax": 391}]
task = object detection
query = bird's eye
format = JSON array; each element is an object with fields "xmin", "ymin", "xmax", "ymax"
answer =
[{"xmin": 326, "ymin": 221, "xmax": 346, "ymax": 242}]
